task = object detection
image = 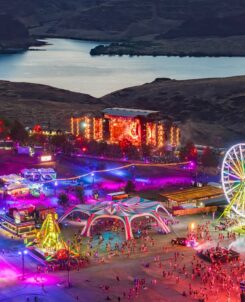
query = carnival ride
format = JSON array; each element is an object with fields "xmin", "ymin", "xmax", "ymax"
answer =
[
  {"xmin": 35, "ymin": 213, "xmax": 67, "ymax": 255},
  {"xmin": 27, "ymin": 213, "xmax": 88, "ymax": 265},
  {"xmin": 221, "ymin": 143, "xmax": 245, "ymax": 218}
]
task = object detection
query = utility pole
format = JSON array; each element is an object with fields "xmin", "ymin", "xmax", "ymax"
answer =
[
  {"xmin": 18, "ymin": 250, "xmax": 27, "ymax": 280},
  {"xmin": 67, "ymin": 241, "xmax": 71, "ymax": 288}
]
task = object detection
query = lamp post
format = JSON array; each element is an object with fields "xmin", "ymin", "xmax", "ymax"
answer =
[
  {"xmin": 67, "ymin": 241, "xmax": 71, "ymax": 288},
  {"xmin": 240, "ymin": 281, "xmax": 245, "ymax": 302},
  {"xmin": 131, "ymin": 165, "xmax": 135, "ymax": 183},
  {"xmin": 54, "ymin": 181, "xmax": 58, "ymax": 196},
  {"xmin": 91, "ymin": 172, "xmax": 95, "ymax": 187},
  {"xmin": 18, "ymin": 250, "xmax": 28, "ymax": 280}
]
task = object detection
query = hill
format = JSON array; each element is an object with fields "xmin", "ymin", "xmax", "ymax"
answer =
[
  {"xmin": 0, "ymin": 81, "xmax": 104, "ymax": 129},
  {"xmin": 1, "ymin": 0, "xmax": 245, "ymax": 56},
  {"xmin": 0, "ymin": 76, "xmax": 245, "ymax": 146},
  {"xmin": 0, "ymin": 14, "xmax": 44, "ymax": 53},
  {"xmin": 101, "ymin": 76, "xmax": 245, "ymax": 146}
]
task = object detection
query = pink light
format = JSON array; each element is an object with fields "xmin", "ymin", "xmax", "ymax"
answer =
[
  {"xmin": 0, "ymin": 269, "xmax": 18, "ymax": 283},
  {"xmin": 24, "ymin": 274, "xmax": 58, "ymax": 285},
  {"xmin": 0, "ymin": 256, "xmax": 19, "ymax": 286}
]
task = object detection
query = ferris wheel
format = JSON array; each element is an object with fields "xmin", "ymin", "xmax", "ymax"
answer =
[{"xmin": 221, "ymin": 143, "xmax": 245, "ymax": 218}]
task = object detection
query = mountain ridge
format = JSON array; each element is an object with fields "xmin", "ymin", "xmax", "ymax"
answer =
[{"xmin": 2, "ymin": 1, "xmax": 245, "ymax": 56}]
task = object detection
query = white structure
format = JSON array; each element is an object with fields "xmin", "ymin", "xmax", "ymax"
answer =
[
  {"xmin": 21, "ymin": 168, "xmax": 56, "ymax": 182},
  {"xmin": 59, "ymin": 197, "xmax": 174, "ymax": 240}
]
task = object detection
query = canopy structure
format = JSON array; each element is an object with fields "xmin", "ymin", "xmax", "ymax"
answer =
[{"xmin": 59, "ymin": 197, "xmax": 174, "ymax": 240}]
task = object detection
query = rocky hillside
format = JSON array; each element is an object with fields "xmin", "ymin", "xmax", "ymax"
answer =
[
  {"xmin": 1, "ymin": 1, "xmax": 245, "ymax": 55},
  {"xmin": 0, "ymin": 81, "xmax": 104, "ymax": 129},
  {"xmin": 0, "ymin": 14, "xmax": 44, "ymax": 53},
  {"xmin": 0, "ymin": 76, "xmax": 245, "ymax": 146},
  {"xmin": 161, "ymin": 13, "xmax": 245, "ymax": 39}
]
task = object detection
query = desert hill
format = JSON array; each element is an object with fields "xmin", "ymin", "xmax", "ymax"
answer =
[
  {"xmin": 0, "ymin": 81, "xmax": 104, "ymax": 129},
  {"xmin": 0, "ymin": 76, "xmax": 245, "ymax": 146},
  {"xmin": 102, "ymin": 76, "xmax": 245, "ymax": 146}
]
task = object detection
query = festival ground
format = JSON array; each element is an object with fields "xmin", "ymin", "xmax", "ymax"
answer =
[{"xmin": 0, "ymin": 214, "xmax": 244, "ymax": 302}]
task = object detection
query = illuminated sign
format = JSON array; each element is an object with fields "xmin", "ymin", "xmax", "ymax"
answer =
[{"xmin": 40, "ymin": 155, "xmax": 52, "ymax": 162}]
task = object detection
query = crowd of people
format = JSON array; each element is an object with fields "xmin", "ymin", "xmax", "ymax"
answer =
[
  {"xmin": 91, "ymin": 220, "xmax": 244, "ymax": 301},
  {"xmin": 198, "ymin": 246, "xmax": 239, "ymax": 263},
  {"xmin": 15, "ymin": 215, "xmax": 243, "ymax": 302}
]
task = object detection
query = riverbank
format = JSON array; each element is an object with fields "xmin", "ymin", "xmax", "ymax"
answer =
[
  {"xmin": 90, "ymin": 36, "xmax": 245, "ymax": 57},
  {"xmin": 0, "ymin": 39, "xmax": 47, "ymax": 54}
]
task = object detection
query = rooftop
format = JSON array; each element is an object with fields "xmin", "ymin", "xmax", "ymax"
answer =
[
  {"xmin": 102, "ymin": 108, "xmax": 160, "ymax": 118},
  {"xmin": 161, "ymin": 185, "xmax": 224, "ymax": 203}
]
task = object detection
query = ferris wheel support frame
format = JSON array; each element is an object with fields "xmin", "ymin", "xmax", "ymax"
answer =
[{"xmin": 221, "ymin": 143, "xmax": 245, "ymax": 219}]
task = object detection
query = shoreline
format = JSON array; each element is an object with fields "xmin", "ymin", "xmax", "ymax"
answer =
[
  {"xmin": 89, "ymin": 36, "xmax": 245, "ymax": 58},
  {"xmin": 5, "ymin": 35, "xmax": 245, "ymax": 58},
  {"xmin": 0, "ymin": 39, "xmax": 48, "ymax": 55}
]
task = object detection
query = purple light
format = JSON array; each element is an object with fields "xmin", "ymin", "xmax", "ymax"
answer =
[
  {"xmin": 188, "ymin": 161, "xmax": 196, "ymax": 170},
  {"xmin": 18, "ymin": 250, "xmax": 28, "ymax": 255}
]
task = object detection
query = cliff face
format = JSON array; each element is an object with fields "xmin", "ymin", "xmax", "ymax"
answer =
[
  {"xmin": 0, "ymin": 14, "xmax": 43, "ymax": 53},
  {"xmin": 0, "ymin": 14, "xmax": 29, "ymax": 41}
]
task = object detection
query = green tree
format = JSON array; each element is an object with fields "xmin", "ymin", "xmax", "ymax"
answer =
[
  {"xmin": 201, "ymin": 147, "xmax": 219, "ymax": 167},
  {"xmin": 10, "ymin": 120, "xmax": 28, "ymax": 143},
  {"xmin": 0, "ymin": 118, "xmax": 10, "ymax": 139},
  {"xmin": 125, "ymin": 180, "xmax": 135, "ymax": 194},
  {"xmin": 58, "ymin": 193, "xmax": 69, "ymax": 207},
  {"xmin": 141, "ymin": 144, "xmax": 151, "ymax": 158},
  {"xmin": 179, "ymin": 141, "xmax": 197, "ymax": 161},
  {"xmin": 75, "ymin": 185, "xmax": 84, "ymax": 203}
]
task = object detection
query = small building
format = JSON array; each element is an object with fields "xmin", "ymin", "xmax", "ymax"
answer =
[
  {"xmin": 0, "ymin": 174, "xmax": 30, "ymax": 198},
  {"xmin": 0, "ymin": 204, "xmax": 56, "ymax": 238},
  {"xmin": 71, "ymin": 108, "xmax": 180, "ymax": 149},
  {"xmin": 160, "ymin": 185, "xmax": 223, "ymax": 215},
  {"xmin": 0, "ymin": 214, "xmax": 36, "ymax": 238}
]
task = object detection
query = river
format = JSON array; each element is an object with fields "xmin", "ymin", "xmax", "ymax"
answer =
[{"xmin": 0, "ymin": 38, "xmax": 245, "ymax": 97}]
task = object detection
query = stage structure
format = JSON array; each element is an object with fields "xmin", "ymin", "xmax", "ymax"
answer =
[
  {"xmin": 59, "ymin": 196, "xmax": 174, "ymax": 240},
  {"xmin": 71, "ymin": 108, "xmax": 180, "ymax": 149},
  {"xmin": 221, "ymin": 143, "xmax": 245, "ymax": 218}
]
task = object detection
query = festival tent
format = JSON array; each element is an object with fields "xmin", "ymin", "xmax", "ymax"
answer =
[{"xmin": 59, "ymin": 197, "xmax": 174, "ymax": 240}]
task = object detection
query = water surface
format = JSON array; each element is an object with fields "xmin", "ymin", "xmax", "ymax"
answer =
[{"xmin": 0, "ymin": 38, "xmax": 244, "ymax": 97}]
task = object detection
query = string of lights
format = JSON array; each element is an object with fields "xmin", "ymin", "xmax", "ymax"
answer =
[{"xmin": 43, "ymin": 161, "xmax": 191, "ymax": 184}]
